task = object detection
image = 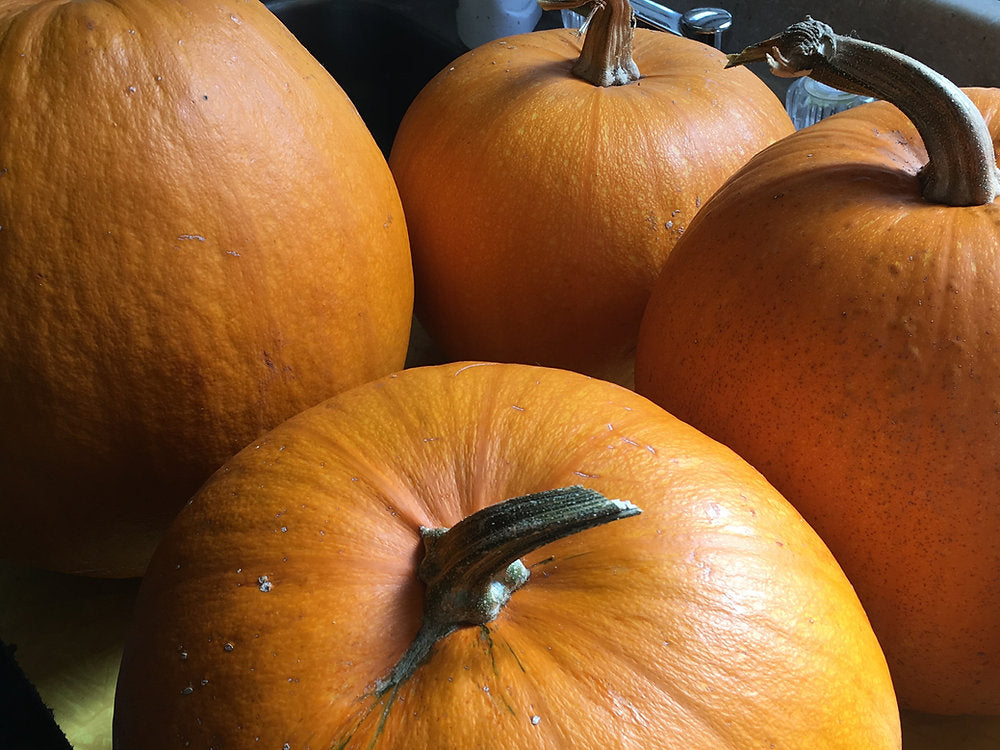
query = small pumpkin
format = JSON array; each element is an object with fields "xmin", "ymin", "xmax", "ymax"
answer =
[
  {"xmin": 0, "ymin": 0, "xmax": 413, "ymax": 576},
  {"xmin": 635, "ymin": 19, "xmax": 1000, "ymax": 714},
  {"xmin": 113, "ymin": 362, "xmax": 900, "ymax": 749},
  {"xmin": 388, "ymin": 0, "xmax": 792, "ymax": 386}
]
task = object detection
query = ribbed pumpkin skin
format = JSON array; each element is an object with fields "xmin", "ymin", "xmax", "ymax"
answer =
[
  {"xmin": 636, "ymin": 90, "xmax": 1000, "ymax": 714},
  {"xmin": 113, "ymin": 362, "xmax": 900, "ymax": 749},
  {"xmin": 389, "ymin": 29, "xmax": 792, "ymax": 386},
  {"xmin": 0, "ymin": 0, "xmax": 413, "ymax": 576}
]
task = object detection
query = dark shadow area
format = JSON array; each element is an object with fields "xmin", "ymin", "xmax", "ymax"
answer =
[{"xmin": 266, "ymin": 0, "xmax": 469, "ymax": 155}]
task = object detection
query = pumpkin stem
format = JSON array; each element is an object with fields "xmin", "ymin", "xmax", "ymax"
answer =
[
  {"xmin": 373, "ymin": 485, "xmax": 640, "ymax": 695},
  {"xmin": 725, "ymin": 17, "xmax": 1000, "ymax": 207},
  {"xmin": 539, "ymin": 0, "xmax": 640, "ymax": 86}
]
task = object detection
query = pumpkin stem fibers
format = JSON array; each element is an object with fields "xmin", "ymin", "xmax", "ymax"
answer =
[
  {"xmin": 372, "ymin": 485, "xmax": 640, "ymax": 696},
  {"xmin": 539, "ymin": 0, "xmax": 641, "ymax": 86},
  {"xmin": 725, "ymin": 17, "xmax": 1000, "ymax": 206}
]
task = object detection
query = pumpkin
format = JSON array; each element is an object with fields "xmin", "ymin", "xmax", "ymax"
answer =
[
  {"xmin": 388, "ymin": 0, "xmax": 793, "ymax": 387},
  {"xmin": 0, "ymin": 0, "xmax": 413, "ymax": 577},
  {"xmin": 635, "ymin": 19, "xmax": 1000, "ymax": 714},
  {"xmin": 113, "ymin": 362, "xmax": 900, "ymax": 749}
]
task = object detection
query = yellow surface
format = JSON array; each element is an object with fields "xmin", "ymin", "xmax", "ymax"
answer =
[
  {"xmin": 0, "ymin": 558, "xmax": 997, "ymax": 748},
  {"xmin": 0, "ymin": 561, "xmax": 140, "ymax": 749}
]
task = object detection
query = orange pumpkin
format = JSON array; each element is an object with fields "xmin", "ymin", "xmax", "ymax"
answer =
[
  {"xmin": 388, "ymin": 0, "xmax": 792, "ymax": 386},
  {"xmin": 0, "ymin": 0, "xmax": 413, "ymax": 577},
  {"xmin": 113, "ymin": 362, "xmax": 900, "ymax": 749},
  {"xmin": 635, "ymin": 19, "xmax": 1000, "ymax": 714}
]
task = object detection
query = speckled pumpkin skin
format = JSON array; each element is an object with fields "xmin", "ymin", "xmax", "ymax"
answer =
[
  {"xmin": 389, "ymin": 28, "xmax": 792, "ymax": 386},
  {"xmin": 636, "ymin": 89, "xmax": 1000, "ymax": 715},
  {"xmin": 114, "ymin": 362, "xmax": 899, "ymax": 749},
  {"xmin": 0, "ymin": 0, "xmax": 413, "ymax": 576}
]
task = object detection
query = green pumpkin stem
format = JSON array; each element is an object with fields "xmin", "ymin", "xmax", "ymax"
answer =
[
  {"xmin": 539, "ymin": 0, "xmax": 641, "ymax": 86},
  {"xmin": 725, "ymin": 17, "xmax": 1000, "ymax": 207},
  {"xmin": 373, "ymin": 485, "xmax": 640, "ymax": 695}
]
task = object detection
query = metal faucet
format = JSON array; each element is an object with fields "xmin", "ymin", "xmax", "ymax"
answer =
[{"xmin": 631, "ymin": 1, "xmax": 733, "ymax": 49}]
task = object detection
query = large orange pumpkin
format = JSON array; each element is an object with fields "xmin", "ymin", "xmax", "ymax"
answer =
[
  {"xmin": 0, "ymin": 0, "xmax": 413, "ymax": 577},
  {"xmin": 388, "ymin": 0, "xmax": 792, "ymax": 386},
  {"xmin": 113, "ymin": 362, "xmax": 900, "ymax": 749},
  {"xmin": 635, "ymin": 19, "xmax": 1000, "ymax": 714}
]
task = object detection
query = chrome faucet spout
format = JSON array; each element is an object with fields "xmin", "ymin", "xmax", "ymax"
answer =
[{"xmin": 629, "ymin": 0, "xmax": 681, "ymax": 34}]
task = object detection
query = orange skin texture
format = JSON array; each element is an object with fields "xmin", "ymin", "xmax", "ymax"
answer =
[
  {"xmin": 113, "ymin": 362, "xmax": 900, "ymax": 749},
  {"xmin": 389, "ymin": 29, "xmax": 793, "ymax": 386},
  {"xmin": 635, "ymin": 89, "xmax": 1000, "ymax": 714},
  {"xmin": 0, "ymin": 0, "xmax": 413, "ymax": 576}
]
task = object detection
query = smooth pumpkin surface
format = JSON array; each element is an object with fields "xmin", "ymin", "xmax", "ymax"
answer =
[
  {"xmin": 389, "ymin": 18, "xmax": 792, "ymax": 386},
  {"xmin": 0, "ymin": 0, "xmax": 413, "ymax": 576},
  {"xmin": 636, "ymin": 85, "xmax": 1000, "ymax": 713},
  {"xmin": 113, "ymin": 362, "xmax": 899, "ymax": 749}
]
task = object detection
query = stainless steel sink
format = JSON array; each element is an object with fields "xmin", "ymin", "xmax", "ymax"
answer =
[
  {"xmin": 656, "ymin": 0, "xmax": 1000, "ymax": 100},
  {"xmin": 265, "ymin": 0, "xmax": 999, "ymax": 149}
]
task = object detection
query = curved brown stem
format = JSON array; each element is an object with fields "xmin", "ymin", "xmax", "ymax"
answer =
[
  {"xmin": 540, "ymin": 0, "xmax": 640, "ymax": 86},
  {"xmin": 374, "ymin": 485, "xmax": 640, "ymax": 695},
  {"xmin": 726, "ymin": 17, "xmax": 1000, "ymax": 207}
]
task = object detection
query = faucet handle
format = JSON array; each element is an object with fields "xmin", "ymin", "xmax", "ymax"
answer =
[
  {"xmin": 679, "ymin": 7, "xmax": 733, "ymax": 50},
  {"xmin": 625, "ymin": 1, "xmax": 734, "ymax": 51}
]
